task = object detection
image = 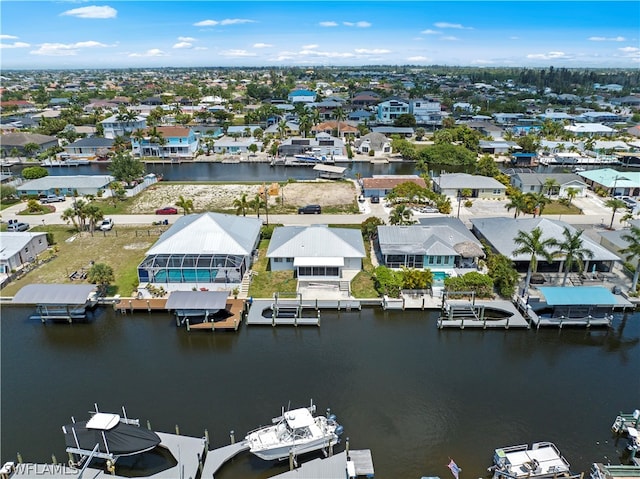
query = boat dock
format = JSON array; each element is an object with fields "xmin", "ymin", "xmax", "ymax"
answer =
[
  {"xmin": 201, "ymin": 440, "xmax": 250, "ymax": 478},
  {"xmin": 246, "ymin": 299, "xmax": 321, "ymax": 326},
  {"xmin": 437, "ymin": 299, "xmax": 530, "ymax": 329},
  {"xmin": 612, "ymin": 410, "xmax": 640, "ymax": 434},
  {"xmin": 116, "ymin": 297, "xmax": 168, "ymax": 313},
  {"xmin": 12, "ymin": 284, "xmax": 98, "ymax": 323},
  {"xmin": 270, "ymin": 449, "xmax": 374, "ymax": 479},
  {"xmin": 184, "ymin": 298, "xmax": 245, "ymax": 331}
]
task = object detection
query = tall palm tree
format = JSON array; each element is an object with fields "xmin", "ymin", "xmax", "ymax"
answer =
[
  {"xmin": 175, "ymin": 195, "xmax": 194, "ymax": 215},
  {"xmin": 564, "ymin": 187, "xmax": 579, "ymax": 206},
  {"xmin": 543, "ymin": 178, "xmax": 559, "ymax": 198},
  {"xmin": 620, "ymin": 226, "xmax": 640, "ymax": 293},
  {"xmin": 389, "ymin": 204, "xmax": 415, "ymax": 225},
  {"xmin": 605, "ymin": 198, "xmax": 627, "ymax": 229},
  {"xmin": 299, "ymin": 114, "xmax": 312, "ymax": 138},
  {"xmin": 513, "ymin": 227, "xmax": 557, "ymax": 294},
  {"xmin": 525, "ymin": 192, "xmax": 551, "ymax": 216},
  {"xmin": 333, "ymin": 107, "xmax": 345, "ymax": 138},
  {"xmin": 505, "ymin": 192, "xmax": 527, "ymax": 218},
  {"xmin": 85, "ymin": 204, "xmax": 104, "ymax": 233},
  {"xmin": 555, "ymin": 227, "xmax": 594, "ymax": 287},
  {"xmin": 277, "ymin": 120, "xmax": 288, "ymax": 140},
  {"xmin": 249, "ymin": 194, "xmax": 265, "ymax": 218},
  {"xmin": 233, "ymin": 193, "xmax": 249, "ymax": 216}
]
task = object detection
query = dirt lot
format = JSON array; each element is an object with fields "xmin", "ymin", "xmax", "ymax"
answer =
[{"xmin": 130, "ymin": 180, "xmax": 358, "ymax": 213}]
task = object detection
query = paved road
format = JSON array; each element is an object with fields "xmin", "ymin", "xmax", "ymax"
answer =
[{"xmin": 0, "ymin": 191, "xmax": 630, "ymax": 230}]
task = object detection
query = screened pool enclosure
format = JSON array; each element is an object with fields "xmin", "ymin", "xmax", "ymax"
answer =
[{"xmin": 138, "ymin": 253, "xmax": 245, "ymax": 285}]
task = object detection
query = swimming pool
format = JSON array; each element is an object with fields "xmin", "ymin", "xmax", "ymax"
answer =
[{"xmin": 432, "ymin": 271, "xmax": 450, "ymax": 282}]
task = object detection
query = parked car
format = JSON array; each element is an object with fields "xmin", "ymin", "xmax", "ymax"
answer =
[
  {"xmin": 371, "ymin": 196, "xmax": 380, "ymax": 204},
  {"xmin": 156, "ymin": 206, "xmax": 178, "ymax": 215},
  {"xmin": 99, "ymin": 218, "xmax": 114, "ymax": 231},
  {"xmin": 298, "ymin": 204, "xmax": 322, "ymax": 214},
  {"xmin": 622, "ymin": 197, "xmax": 637, "ymax": 210},
  {"xmin": 40, "ymin": 194, "xmax": 65, "ymax": 203},
  {"xmin": 6, "ymin": 220, "xmax": 29, "ymax": 232}
]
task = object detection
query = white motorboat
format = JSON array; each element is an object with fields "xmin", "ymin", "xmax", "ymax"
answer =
[
  {"xmin": 245, "ymin": 401, "xmax": 343, "ymax": 461},
  {"xmin": 489, "ymin": 442, "xmax": 581, "ymax": 479}
]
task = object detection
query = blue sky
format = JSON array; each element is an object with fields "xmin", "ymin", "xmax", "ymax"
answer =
[{"xmin": 1, "ymin": 1, "xmax": 638, "ymax": 69}]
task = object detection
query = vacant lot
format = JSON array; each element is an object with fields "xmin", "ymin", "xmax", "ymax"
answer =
[
  {"xmin": 128, "ymin": 180, "xmax": 358, "ymax": 214},
  {"xmin": 1, "ymin": 226, "xmax": 161, "ymax": 297}
]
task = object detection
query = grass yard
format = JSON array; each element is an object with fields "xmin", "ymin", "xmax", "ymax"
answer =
[
  {"xmin": 247, "ymin": 239, "xmax": 298, "ymax": 298},
  {"xmin": 542, "ymin": 201, "xmax": 583, "ymax": 215},
  {"xmin": 1, "ymin": 225, "xmax": 160, "ymax": 297},
  {"xmin": 350, "ymin": 240, "xmax": 378, "ymax": 298}
]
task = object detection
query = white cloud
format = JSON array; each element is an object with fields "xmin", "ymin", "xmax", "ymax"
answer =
[
  {"xmin": 173, "ymin": 42, "xmax": 193, "ymax": 49},
  {"xmin": 441, "ymin": 36, "xmax": 459, "ymax": 41},
  {"xmin": 343, "ymin": 21, "xmax": 371, "ymax": 28},
  {"xmin": 420, "ymin": 29, "xmax": 441, "ymax": 35},
  {"xmin": 471, "ymin": 59, "xmax": 496, "ymax": 65},
  {"xmin": 354, "ymin": 48, "xmax": 391, "ymax": 54},
  {"xmin": 194, "ymin": 19, "xmax": 218, "ymax": 26},
  {"xmin": 526, "ymin": 51, "xmax": 572, "ymax": 60},
  {"xmin": 60, "ymin": 5, "xmax": 117, "ymax": 19},
  {"xmin": 302, "ymin": 44, "xmax": 318, "ymax": 50},
  {"xmin": 0, "ymin": 41, "xmax": 30, "ymax": 49},
  {"xmin": 0, "ymin": 35, "xmax": 18, "ymax": 40},
  {"xmin": 510, "ymin": 36, "xmax": 519, "ymax": 40},
  {"xmin": 194, "ymin": 18, "xmax": 254, "ymax": 27},
  {"xmin": 407, "ymin": 56, "xmax": 430, "ymax": 61},
  {"xmin": 589, "ymin": 36, "xmax": 625, "ymax": 42},
  {"xmin": 178, "ymin": 36, "xmax": 196, "ymax": 42},
  {"xmin": 434, "ymin": 22, "xmax": 472, "ymax": 29},
  {"xmin": 319, "ymin": 21, "xmax": 338, "ymax": 27},
  {"xmin": 619, "ymin": 46, "xmax": 639, "ymax": 53},
  {"xmin": 30, "ymin": 40, "xmax": 108, "ymax": 56},
  {"xmin": 253, "ymin": 43, "xmax": 272, "ymax": 48},
  {"xmin": 220, "ymin": 49, "xmax": 256, "ymax": 57},
  {"xmin": 128, "ymin": 49, "xmax": 168, "ymax": 58}
]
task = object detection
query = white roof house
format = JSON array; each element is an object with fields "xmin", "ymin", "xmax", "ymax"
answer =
[
  {"xmin": 266, "ymin": 225, "xmax": 365, "ymax": 283},
  {"xmin": 17, "ymin": 175, "xmax": 114, "ymax": 197},
  {"xmin": 564, "ymin": 123, "xmax": 615, "ymax": 136},
  {"xmin": 0, "ymin": 232, "xmax": 49, "ymax": 274},
  {"xmin": 138, "ymin": 213, "xmax": 262, "ymax": 291},
  {"xmin": 432, "ymin": 173, "xmax": 507, "ymax": 199}
]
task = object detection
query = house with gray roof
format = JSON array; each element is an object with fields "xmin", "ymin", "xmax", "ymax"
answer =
[
  {"xmin": 0, "ymin": 232, "xmax": 49, "ymax": 274},
  {"xmin": 355, "ymin": 132, "xmax": 391, "ymax": 156},
  {"xmin": 137, "ymin": 213, "xmax": 262, "ymax": 292},
  {"xmin": 377, "ymin": 217, "xmax": 484, "ymax": 271},
  {"xmin": 470, "ymin": 217, "xmax": 620, "ymax": 274},
  {"xmin": 510, "ymin": 173, "xmax": 588, "ymax": 198},
  {"xmin": 17, "ymin": 175, "xmax": 114, "ymax": 197},
  {"xmin": 63, "ymin": 137, "xmax": 114, "ymax": 158},
  {"xmin": 0, "ymin": 132, "xmax": 58, "ymax": 157},
  {"xmin": 266, "ymin": 225, "xmax": 365, "ymax": 290},
  {"xmin": 432, "ymin": 173, "xmax": 507, "ymax": 199}
]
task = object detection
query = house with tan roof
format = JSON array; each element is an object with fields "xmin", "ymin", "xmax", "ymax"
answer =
[{"xmin": 361, "ymin": 175, "xmax": 427, "ymax": 198}]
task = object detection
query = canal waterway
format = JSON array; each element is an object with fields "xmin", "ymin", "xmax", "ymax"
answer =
[{"xmin": 1, "ymin": 306, "xmax": 639, "ymax": 479}]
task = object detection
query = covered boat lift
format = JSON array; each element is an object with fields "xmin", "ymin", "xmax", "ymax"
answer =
[
  {"xmin": 165, "ymin": 290, "xmax": 243, "ymax": 331},
  {"xmin": 11, "ymin": 284, "xmax": 98, "ymax": 323},
  {"xmin": 313, "ymin": 164, "xmax": 346, "ymax": 179}
]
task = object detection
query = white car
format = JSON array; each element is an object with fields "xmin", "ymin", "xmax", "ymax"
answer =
[{"xmin": 99, "ymin": 218, "xmax": 114, "ymax": 231}]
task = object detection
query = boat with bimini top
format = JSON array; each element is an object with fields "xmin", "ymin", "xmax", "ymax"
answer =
[
  {"xmin": 488, "ymin": 442, "xmax": 581, "ymax": 479},
  {"xmin": 245, "ymin": 400, "xmax": 343, "ymax": 461}
]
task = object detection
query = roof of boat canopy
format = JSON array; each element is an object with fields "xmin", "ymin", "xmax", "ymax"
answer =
[
  {"xmin": 12, "ymin": 284, "xmax": 96, "ymax": 305},
  {"xmin": 284, "ymin": 408, "xmax": 315, "ymax": 429},
  {"xmin": 165, "ymin": 290, "xmax": 229, "ymax": 311}
]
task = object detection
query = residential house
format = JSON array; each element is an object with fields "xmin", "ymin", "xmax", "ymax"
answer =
[
  {"xmin": 213, "ymin": 136, "xmax": 263, "ymax": 155},
  {"xmin": 470, "ymin": 217, "xmax": 620, "ymax": 273},
  {"xmin": 510, "ymin": 173, "xmax": 588, "ymax": 198},
  {"xmin": 0, "ymin": 132, "xmax": 58, "ymax": 157},
  {"xmin": 377, "ymin": 217, "xmax": 484, "ymax": 271},
  {"xmin": 510, "ymin": 152, "xmax": 538, "ymax": 167},
  {"xmin": 63, "ymin": 137, "xmax": 114, "ymax": 159},
  {"xmin": 599, "ymin": 219, "xmax": 640, "ymax": 257},
  {"xmin": 132, "ymin": 126, "xmax": 199, "ymax": 159},
  {"xmin": 310, "ymin": 121, "xmax": 359, "ymax": 139},
  {"xmin": 577, "ymin": 168, "xmax": 640, "ymax": 197},
  {"xmin": 288, "ymin": 89, "xmax": 317, "ymax": 103},
  {"xmin": 376, "ymin": 98, "xmax": 410, "ymax": 125},
  {"xmin": 348, "ymin": 109, "xmax": 375, "ymax": 122},
  {"xmin": 479, "ymin": 140, "xmax": 518, "ymax": 155},
  {"xmin": 355, "ymin": 132, "xmax": 392, "ymax": 156},
  {"xmin": 137, "ymin": 213, "xmax": 262, "ymax": 292},
  {"xmin": 410, "ymin": 99, "xmax": 442, "ymax": 127},
  {"xmin": 432, "ymin": 173, "xmax": 507, "ymax": 199},
  {"xmin": 564, "ymin": 123, "xmax": 615, "ymax": 137},
  {"xmin": 361, "ymin": 175, "xmax": 427, "ymax": 198},
  {"xmin": 266, "ymin": 225, "xmax": 365, "ymax": 292},
  {"xmin": 351, "ymin": 91, "xmax": 381, "ymax": 108},
  {"xmin": 278, "ymin": 133, "xmax": 345, "ymax": 157},
  {"xmin": 371, "ymin": 126, "xmax": 414, "ymax": 137},
  {"xmin": 0, "ymin": 232, "xmax": 49, "ymax": 274},
  {"xmin": 100, "ymin": 114, "xmax": 147, "ymax": 139},
  {"xmin": 17, "ymin": 175, "xmax": 114, "ymax": 197}
]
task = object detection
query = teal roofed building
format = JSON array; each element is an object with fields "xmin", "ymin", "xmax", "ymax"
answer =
[
  {"xmin": 288, "ymin": 89, "xmax": 317, "ymax": 103},
  {"xmin": 577, "ymin": 168, "xmax": 640, "ymax": 197}
]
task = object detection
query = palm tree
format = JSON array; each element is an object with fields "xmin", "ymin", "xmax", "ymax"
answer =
[
  {"xmin": 620, "ymin": 226, "xmax": 640, "ymax": 293},
  {"xmin": 555, "ymin": 227, "xmax": 594, "ymax": 287},
  {"xmin": 513, "ymin": 227, "xmax": 557, "ymax": 294},
  {"xmin": 85, "ymin": 204, "xmax": 104, "ymax": 233},
  {"xmin": 310, "ymin": 108, "xmax": 321, "ymax": 128},
  {"xmin": 175, "ymin": 195, "xmax": 194, "ymax": 215},
  {"xmin": 249, "ymin": 194, "xmax": 265, "ymax": 218},
  {"xmin": 564, "ymin": 187, "xmax": 579, "ymax": 206},
  {"xmin": 525, "ymin": 192, "xmax": 551, "ymax": 216},
  {"xmin": 299, "ymin": 114, "xmax": 312, "ymax": 138},
  {"xmin": 333, "ymin": 107, "xmax": 345, "ymax": 138},
  {"xmin": 505, "ymin": 192, "xmax": 527, "ymax": 218},
  {"xmin": 277, "ymin": 120, "xmax": 288, "ymax": 140},
  {"xmin": 389, "ymin": 204, "xmax": 415, "ymax": 225},
  {"xmin": 61, "ymin": 207, "xmax": 78, "ymax": 228},
  {"xmin": 543, "ymin": 178, "xmax": 559, "ymax": 198},
  {"xmin": 233, "ymin": 193, "xmax": 249, "ymax": 216},
  {"xmin": 605, "ymin": 198, "xmax": 627, "ymax": 229}
]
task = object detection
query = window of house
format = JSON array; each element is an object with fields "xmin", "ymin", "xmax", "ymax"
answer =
[
  {"xmin": 436, "ymin": 256, "xmax": 442, "ymax": 264},
  {"xmin": 286, "ymin": 258, "xmax": 293, "ymax": 262},
  {"xmin": 274, "ymin": 257, "xmax": 282, "ymax": 263}
]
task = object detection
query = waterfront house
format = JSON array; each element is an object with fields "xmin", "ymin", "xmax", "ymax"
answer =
[
  {"xmin": 310, "ymin": 121, "xmax": 359, "ymax": 139},
  {"xmin": 137, "ymin": 213, "xmax": 262, "ymax": 292},
  {"xmin": 63, "ymin": 137, "xmax": 114, "ymax": 159},
  {"xmin": 432, "ymin": 173, "xmax": 507, "ymax": 199},
  {"xmin": 100, "ymin": 114, "xmax": 146, "ymax": 139},
  {"xmin": 278, "ymin": 133, "xmax": 345, "ymax": 157},
  {"xmin": 577, "ymin": 168, "xmax": 640, "ymax": 197},
  {"xmin": 17, "ymin": 175, "xmax": 114, "ymax": 198},
  {"xmin": 510, "ymin": 173, "xmax": 588, "ymax": 198},
  {"xmin": 377, "ymin": 217, "xmax": 484, "ymax": 271},
  {"xmin": 510, "ymin": 152, "xmax": 537, "ymax": 167},
  {"xmin": 470, "ymin": 217, "xmax": 620, "ymax": 274},
  {"xmin": 564, "ymin": 123, "xmax": 615, "ymax": 137},
  {"xmin": 0, "ymin": 132, "xmax": 58, "ymax": 157},
  {"xmin": 132, "ymin": 126, "xmax": 199, "ymax": 159},
  {"xmin": 371, "ymin": 126, "xmax": 414, "ymax": 137},
  {"xmin": 480, "ymin": 140, "xmax": 519, "ymax": 155},
  {"xmin": 361, "ymin": 175, "xmax": 427, "ymax": 199},
  {"xmin": 213, "ymin": 136, "xmax": 263, "ymax": 155},
  {"xmin": 0, "ymin": 232, "xmax": 49, "ymax": 274},
  {"xmin": 410, "ymin": 99, "xmax": 443, "ymax": 127},
  {"xmin": 266, "ymin": 225, "xmax": 365, "ymax": 293},
  {"xmin": 355, "ymin": 132, "xmax": 392, "ymax": 156}
]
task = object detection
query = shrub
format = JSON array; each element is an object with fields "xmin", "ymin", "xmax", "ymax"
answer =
[
  {"xmin": 373, "ymin": 265, "xmax": 403, "ymax": 298},
  {"xmin": 368, "ymin": 149, "xmax": 375, "ymax": 156},
  {"xmin": 444, "ymin": 271, "xmax": 494, "ymax": 298}
]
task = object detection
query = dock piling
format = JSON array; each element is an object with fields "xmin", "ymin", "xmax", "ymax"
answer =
[
  {"xmin": 147, "ymin": 420, "xmax": 152, "ymax": 430},
  {"xmin": 175, "ymin": 424, "xmax": 180, "ymax": 435},
  {"xmin": 230, "ymin": 430, "xmax": 235, "ymax": 444},
  {"xmin": 51, "ymin": 454, "xmax": 57, "ymax": 465},
  {"xmin": 204, "ymin": 429, "xmax": 209, "ymax": 447},
  {"xmin": 16, "ymin": 453, "xmax": 22, "ymax": 464}
]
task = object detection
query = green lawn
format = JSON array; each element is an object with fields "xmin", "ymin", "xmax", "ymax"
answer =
[
  {"xmin": 247, "ymin": 239, "xmax": 298, "ymax": 298},
  {"xmin": 541, "ymin": 200, "xmax": 583, "ymax": 215},
  {"xmin": 350, "ymin": 240, "xmax": 379, "ymax": 298}
]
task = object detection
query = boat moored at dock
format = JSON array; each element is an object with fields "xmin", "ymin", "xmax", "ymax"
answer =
[
  {"xmin": 245, "ymin": 401, "xmax": 343, "ymax": 461},
  {"xmin": 489, "ymin": 442, "xmax": 581, "ymax": 479}
]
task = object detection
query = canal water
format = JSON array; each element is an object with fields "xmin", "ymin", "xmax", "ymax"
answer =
[{"xmin": 1, "ymin": 306, "xmax": 639, "ymax": 479}]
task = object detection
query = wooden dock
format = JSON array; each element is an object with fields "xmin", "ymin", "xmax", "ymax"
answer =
[
  {"xmin": 201, "ymin": 440, "xmax": 249, "ymax": 478},
  {"xmin": 116, "ymin": 297, "xmax": 168, "ymax": 313},
  {"xmin": 186, "ymin": 299, "xmax": 245, "ymax": 331}
]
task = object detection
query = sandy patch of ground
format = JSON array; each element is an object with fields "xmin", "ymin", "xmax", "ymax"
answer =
[
  {"xmin": 123, "ymin": 242, "xmax": 152, "ymax": 250},
  {"xmin": 130, "ymin": 181, "xmax": 357, "ymax": 213}
]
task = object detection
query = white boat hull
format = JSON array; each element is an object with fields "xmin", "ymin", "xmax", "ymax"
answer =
[{"xmin": 251, "ymin": 435, "xmax": 339, "ymax": 461}]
